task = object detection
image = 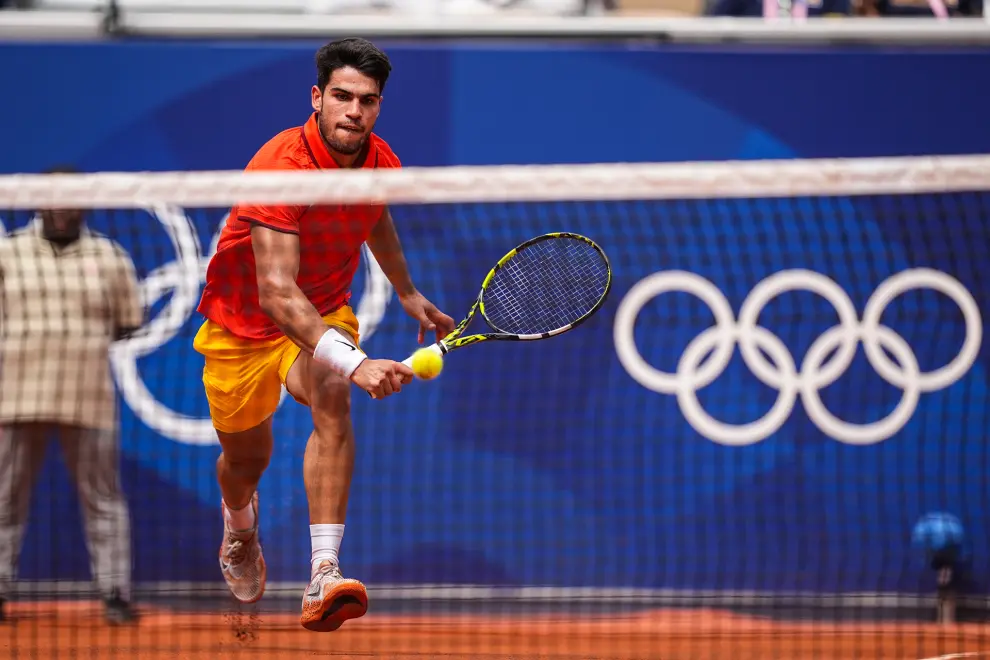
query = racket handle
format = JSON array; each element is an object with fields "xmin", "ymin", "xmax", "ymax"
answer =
[{"xmin": 400, "ymin": 342, "xmax": 444, "ymax": 368}]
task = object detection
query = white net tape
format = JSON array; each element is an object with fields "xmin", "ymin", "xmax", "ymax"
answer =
[{"xmin": 2, "ymin": 154, "xmax": 990, "ymax": 209}]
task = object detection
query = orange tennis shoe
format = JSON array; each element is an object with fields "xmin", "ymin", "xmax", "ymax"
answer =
[{"xmin": 300, "ymin": 560, "xmax": 368, "ymax": 632}]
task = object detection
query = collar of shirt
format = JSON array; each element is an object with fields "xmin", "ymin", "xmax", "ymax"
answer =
[{"xmin": 301, "ymin": 112, "xmax": 379, "ymax": 170}]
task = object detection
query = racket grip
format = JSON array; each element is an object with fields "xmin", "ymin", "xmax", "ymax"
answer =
[{"xmin": 401, "ymin": 342, "xmax": 444, "ymax": 368}]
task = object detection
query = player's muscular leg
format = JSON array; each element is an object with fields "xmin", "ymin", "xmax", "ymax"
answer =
[
  {"xmin": 288, "ymin": 345, "xmax": 368, "ymax": 632},
  {"xmin": 285, "ymin": 351, "xmax": 354, "ymax": 524},
  {"xmin": 216, "ymin": 420, "xmax": 274, "ymax": 512},
  {"xmin": 215, "ymin": 418, "xmax": 270, "ymax": 605}
]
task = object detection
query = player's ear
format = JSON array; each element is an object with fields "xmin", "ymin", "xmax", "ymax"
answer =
[{"xmin": 311, "ymin": 85, "xmax": 322, "ymax": 112}]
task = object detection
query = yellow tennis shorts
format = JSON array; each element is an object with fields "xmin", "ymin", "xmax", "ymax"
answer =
[{"xmin": 193, "ymin": 306, "xmax": 360, "ymax": 434}]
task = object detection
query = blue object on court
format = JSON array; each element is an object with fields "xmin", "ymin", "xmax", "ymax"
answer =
[{"xmin": 912, "ymin": 512, "xmax": 966, "ymax": 556}]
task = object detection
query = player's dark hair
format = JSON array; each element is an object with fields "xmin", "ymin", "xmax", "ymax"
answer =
[{"xmin": 315, "ymin": 38, "xmax": 392, "ymax": 94}]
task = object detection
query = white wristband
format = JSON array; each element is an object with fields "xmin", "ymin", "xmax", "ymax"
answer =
[{"xmin": 313, "ymin": 329, "xmax": 366, "ymax": 380}]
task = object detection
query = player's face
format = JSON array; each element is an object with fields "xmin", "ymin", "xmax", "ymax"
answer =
[
  {"xmin": 40, "ymin": 209, "xmax": 84, "ymax": 243},
  {"xmin": 312, "ymin": 67, "xmax": 382, "ymax": 158}
]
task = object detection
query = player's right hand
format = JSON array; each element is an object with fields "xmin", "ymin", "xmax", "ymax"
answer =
[{"xmin": 351, "ymin": 359, "xmax": 415, "ymax": 399}]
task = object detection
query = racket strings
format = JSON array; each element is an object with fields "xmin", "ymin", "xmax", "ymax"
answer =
[{"xmin": 483, "ymin": 237, "xmax": 609, "ymax": 335}]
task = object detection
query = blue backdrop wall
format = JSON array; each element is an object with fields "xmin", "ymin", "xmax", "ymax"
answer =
[{"xmin": 1, "ymin": 39, "xmax": 989, "ymax": 596}]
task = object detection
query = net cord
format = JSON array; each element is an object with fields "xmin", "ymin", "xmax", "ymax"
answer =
[{"xmin": 2, "ymin": 154, "xmax": 990, "ymax": 210}]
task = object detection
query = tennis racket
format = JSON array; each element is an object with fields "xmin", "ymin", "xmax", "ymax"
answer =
[{"xmin": 401, "ymin": 231, "xmax": 612, "ymax": 368}]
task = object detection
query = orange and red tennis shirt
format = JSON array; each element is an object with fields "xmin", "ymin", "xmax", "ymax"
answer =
[{"xmin": 198, "ymin": 112, "xmax": 401, "ymax": 340}]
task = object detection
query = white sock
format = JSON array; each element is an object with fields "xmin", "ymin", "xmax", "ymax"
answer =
[
  {"xmin": 224, "ymin": 499, "xmax": 256, "ymax": 532},
  {"xmin": 310, "ymin": 524, "xmax": 345, "ymax": 576}
]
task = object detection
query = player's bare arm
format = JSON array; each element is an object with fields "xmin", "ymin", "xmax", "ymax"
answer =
[
  {"xmin": 252, "ymin": 225, "xmax": 331, "ymax": 354},
  {"xmin": 252, "ymin": 223, "xmax": 411, "ymax": 398},
  {"xmin": 366, "ymin": 206, "xmax": 455, "ymax": 344}
]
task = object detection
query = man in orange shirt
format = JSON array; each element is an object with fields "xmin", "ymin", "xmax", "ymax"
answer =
[{"xmin": 194, "ymin": 37, "xmax": 454, "ymax": 632}]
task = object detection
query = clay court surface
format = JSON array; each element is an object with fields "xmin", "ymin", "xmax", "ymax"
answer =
[{"xmin": 1, "ymin": 601, "xmax": 989, "ymax": 659}]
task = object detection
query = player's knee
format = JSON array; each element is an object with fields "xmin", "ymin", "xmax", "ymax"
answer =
[
  {"xmin": 309, "ymin": 370, "xmax": 352, "ymax": 419},
  {"xmin": 218, "ymin": 453, "xmax": 269, "ymax": 481}
]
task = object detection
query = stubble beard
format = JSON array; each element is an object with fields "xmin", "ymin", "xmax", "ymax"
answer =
[{"xmin": 319, "ymin": 110, "xmax": 365, "ymax": 156}]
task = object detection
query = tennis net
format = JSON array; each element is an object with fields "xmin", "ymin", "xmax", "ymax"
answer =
[{"xmin": 0, "ymin": 154, "xmax": 989, "ymax": 659}]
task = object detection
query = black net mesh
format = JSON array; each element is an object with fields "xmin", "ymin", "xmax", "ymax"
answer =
[{"xmin": 0, "ymin": 181, "xmax": 988, "ymax": 658}]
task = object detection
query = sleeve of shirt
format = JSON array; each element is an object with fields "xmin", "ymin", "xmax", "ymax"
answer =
[
  {"xmin": 235, "ymin": 156, "xmax": 307, "ymax": 234},
  {"xmin": 375, "ymin": 146, "xmax": 402, "ymax": 217},
  {"xmin": 382, "ymin": 148, "xmax": 402, "ymax": 170},
  {"xmin": 111, "ymin": 246, "xmax": 143, "ymax": 331}
]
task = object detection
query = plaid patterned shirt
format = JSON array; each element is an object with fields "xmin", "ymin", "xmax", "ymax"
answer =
[{"xmin": 0, "ymin": 219, "xmax": 142, "ymax": 430}]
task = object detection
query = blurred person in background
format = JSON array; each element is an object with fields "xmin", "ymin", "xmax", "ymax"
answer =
[
  {"xmin": 708, "ymin": 0, "xmax": 850, "ymax": 16},
  {"xmin": 709, "ymin": 0, "xmax": 967, "ymax": 15},
  {"xmin": 0, "ymin": 165, "xmax": 142, "ymax": 625},
  {"xmin": 853, "ymin": 0, "xmax": 963, "ymax": 16}
]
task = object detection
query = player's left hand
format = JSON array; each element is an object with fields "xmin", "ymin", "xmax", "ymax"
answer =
[{"xmin": 399, "ymin": 291, "xmax": 455, "ymax": 344}]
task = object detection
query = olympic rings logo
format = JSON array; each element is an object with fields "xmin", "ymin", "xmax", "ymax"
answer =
[
  {"xmin": 108, "ymin": 205, "xmax": 393, "ymax": 446},
  {"xmin": 613, "ymin": 269, "xmax": 983, "ymax": 447}
]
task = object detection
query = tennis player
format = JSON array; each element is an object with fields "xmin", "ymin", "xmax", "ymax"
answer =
[{"xmin": 194, "ymin": 37, "xmax": 455, "ymax": 632}]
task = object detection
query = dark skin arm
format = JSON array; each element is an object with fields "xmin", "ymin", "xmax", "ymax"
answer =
[
  {"xmin": 111, "ymin": 248, "xmax": 144, "ymax": 342},
  {"xmin": 365, "ymin": 207, "xmax": 455, "ymax": 344},
  {"xmin": 252, "ymin": 224, "xmax": 413, "ymax": 398}
]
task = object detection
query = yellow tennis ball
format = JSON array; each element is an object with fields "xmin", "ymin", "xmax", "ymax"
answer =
[{"xmin": 411, "ymin": 348, "xmax": 443, "ymax": 380}]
